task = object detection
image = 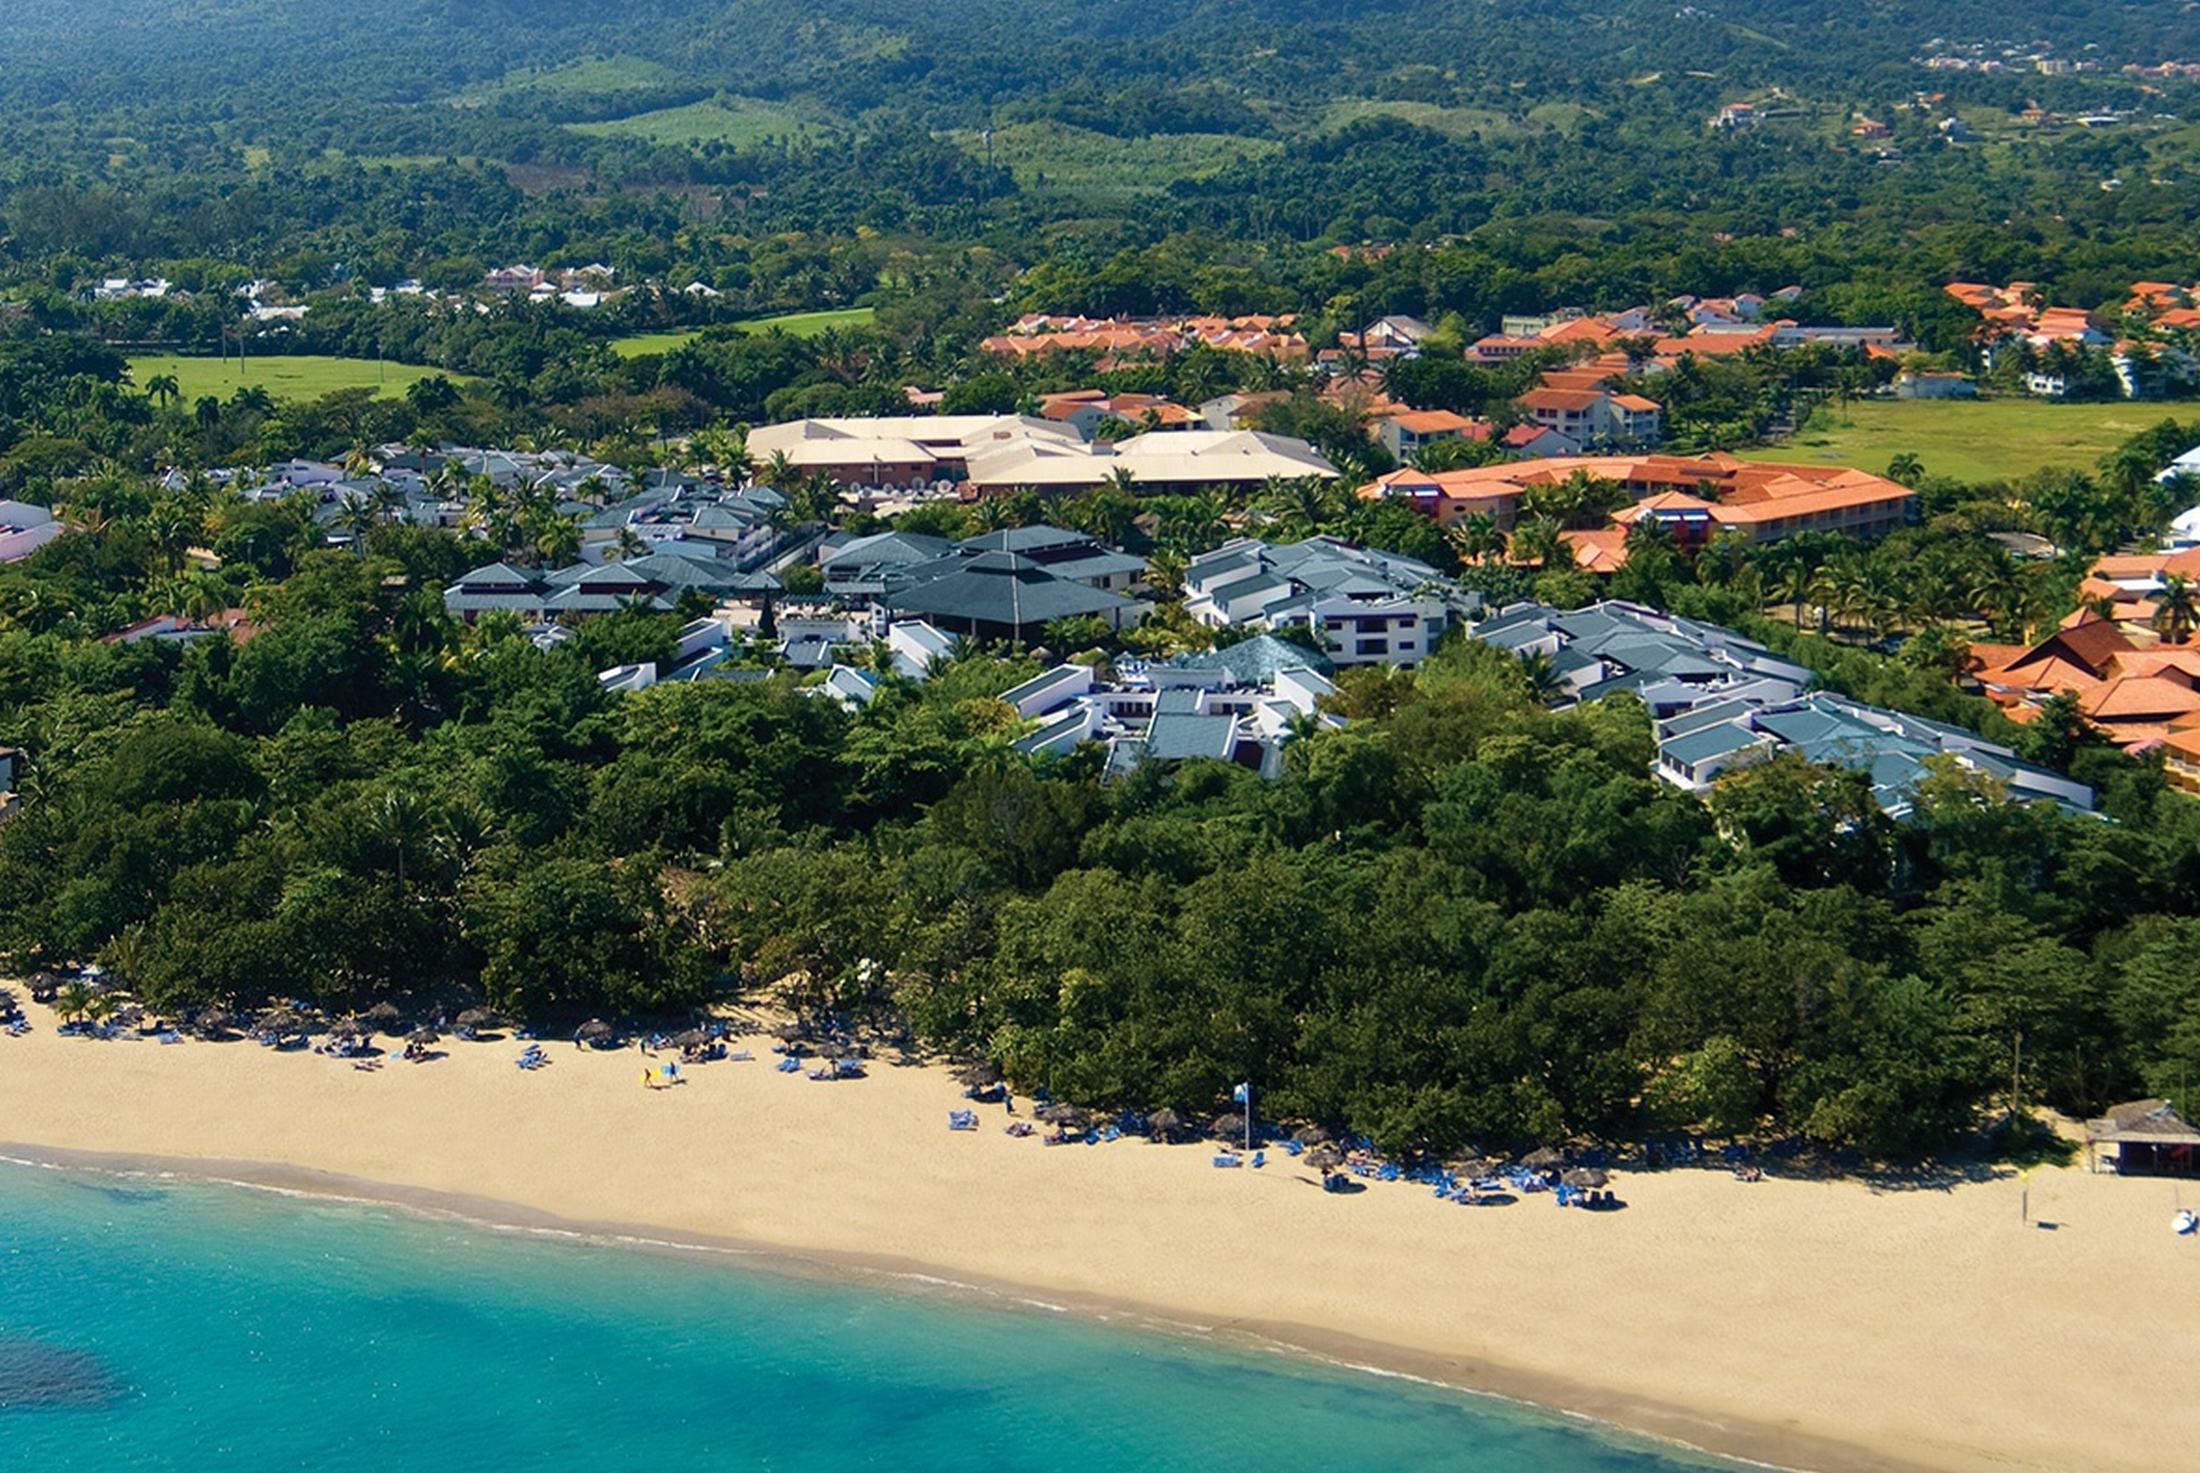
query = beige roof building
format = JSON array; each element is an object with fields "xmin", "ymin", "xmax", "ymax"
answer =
[
  {"xmin": 747, "ymin": 416, "xmax": 1083, "ymax": 487},
  {"xmin": 964, "ymin": 430, "xmax": 1337, "ymax": 494}
]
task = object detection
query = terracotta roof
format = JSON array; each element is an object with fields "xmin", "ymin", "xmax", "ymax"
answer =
[
  {"xmin": 2083, "ymin": 673, "xmax": 2200, "ymax": 720},
  {"xmin": 1385, "ymin": 409, "xmax": 1479, "ymax": 434},
  {"xmin": 1561, "ymin": 527, "xmax": 1630, "ymax": 574},
  {"xmin": 1519, "ymin": 389, "xmax": 1607, "ymax": 412}
]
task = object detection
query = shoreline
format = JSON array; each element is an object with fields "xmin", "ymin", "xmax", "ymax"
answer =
[
  {"xmin": 0, "ymin": 1140, "xmax": 1897, "ymax": 1473},
  {"xmin": 1, "ymin": 1006, "xmax": 2192, "ymax": 1473}
]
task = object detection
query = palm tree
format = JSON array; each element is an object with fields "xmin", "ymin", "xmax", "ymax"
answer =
[
  {"xmin": 2157, "ymin": 573, "xmax": 2199, "ymax": 645},
  {"xmin": 609, "ymin": 526, "xmax": 647, "ymax": 562},
  {"xmin": 144, "ymin": 499, "xmax": 204, "ymax": 577},
  {"xmin": 337, "ymin": 492, "xmax": 380, "ymax": 555},
  {"xmin": 1515, "ymin": 650, "xmax": 1566, "ymax": 705},
  {"xmin": 1886, "ymin": 452, "xmax": 1925, "ymax": 486},
  {"xmin": 1446, "ymin": 511, "xmax": 1505, "ymax": 566},
  {"xmin": 1510, "ymin": 515, "xmax": 1569, "ymax": 570},
  {"xmin": 53, "ymin": 981, "xmax": 93, "ymax": 1024},
  {"xmin": 143, "ymin": 373, "xmax": 181, "ymax": 413}
]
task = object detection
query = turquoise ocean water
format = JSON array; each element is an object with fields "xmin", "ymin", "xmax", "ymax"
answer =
[{"xmin": 0, "ymin": 1158, "xmax": 1740, "ymax": 1471}]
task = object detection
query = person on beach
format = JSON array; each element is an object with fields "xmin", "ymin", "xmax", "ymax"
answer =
[{"xmin": 641, "ymin": 1068, "xmax": 653, "ymax": 1090}]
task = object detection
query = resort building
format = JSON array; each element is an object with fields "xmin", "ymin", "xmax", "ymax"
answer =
[
  {"xmin": 1003, "ymin": 635, "xmax": 1342, "ymax": 779},
  {"xmin": 1356, "ymin": 454, "xmax": 1917, "ymax": 551},
  {"xmin": 1182, "ymin": 537, "xmax": 1476, "ymax": 668},
  {"xmin": 746, "ymin": 415, "xmax": 1085, "ymax": 490},
  {"xmin": 960, "ymin": 429, "xmax": 1337, "ymax": 496},
  {"xmin": 0, "ymin": 499, "xmax": 61, "ymax": 563},
  {"xmin": 1966, "ymin": 611, "xmax": 2200, "ymax": 755},
  {"xmin": 1473, "ymin": 600, "xmax": 2095, "ymax": 817}
]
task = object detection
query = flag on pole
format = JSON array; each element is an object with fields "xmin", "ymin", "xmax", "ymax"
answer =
[{"xmin": 1232, "ymin": 1082, "xmax": 1249, "ymax": 1104}]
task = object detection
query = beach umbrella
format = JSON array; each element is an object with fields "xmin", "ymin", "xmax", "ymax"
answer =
[
  {"xmin": 1210, "ymin": 1112, "xmax": 1248, "ymax": 1139},
  {"xmin": 576, "ymin": 1018, "xmax": 616, "ymax": 1045},
  {"xmin": 1148, "ymin": 1108, "xmax": 1182, "ymax": 1140},
  {"xmin": 1521, "ymin": 1147, "xmax": 1565, "ymax": 1170},
  {"xmin": 957, "ymin": 1061, "xmax": 1003, "ymax": 1087},
  {"xmin": 255, "ymin": 1007, "xmax": 299, "ymax": 1033},
  {"xmin": 1291, "ymin": 1125, "xmax": 1333, "ymax": 1146},
  {"xmin": 1561, "ymin": 1167, "xmax": 1609, "ymax": 1189},
  {"xmin": 406, "ymin": 1025, "xmax": 440, "ymax": 1044},
  {"xmin": 194, "ymin": 1007, "xmax": 235, "ymax": 1036},
  {"xmin": 1306, "ymin": 1145, "xmax": 1344, "ymax": 1170},
  {"xmin": 1036, "ymin": 1103, "xmax": 1090, "ymax": 1129},
  {"xmin": 771, "ymin": 1021, "xmax": 806, "ymax": 1042},
  {"xmin": 361, "ymin": 1002, "xmax": 404, "ymax": 1034},
  {"xmin": 331, "ymin": 1014, "xmax": 369, "ymax": 1037},
  {"xmin": 454, "ymin": 1007, "xmax": 500, "ymax": 1032},
  {"xmin": 669, "ymin": 1028, "xmax": 709, "ymax": 1048}
]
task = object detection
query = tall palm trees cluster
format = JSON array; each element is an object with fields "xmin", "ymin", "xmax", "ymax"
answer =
[{"xmin": 456, "ymin": 471, "xmax": 583, "ymax": 567}]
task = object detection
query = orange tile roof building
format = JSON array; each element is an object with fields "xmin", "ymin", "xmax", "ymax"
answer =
[
  {"xmin": 1356, "ymin": 454, "xmax": 1917, "ymax": 546},
  {"xmin": 1966, "ymin": 612, "xmax": 2200, "ymax": 755}
]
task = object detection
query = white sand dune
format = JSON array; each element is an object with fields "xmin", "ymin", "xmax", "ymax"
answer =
[{"xmin": 2, "ymin": 1006, "xmax": 2194, "ymax": 1473}]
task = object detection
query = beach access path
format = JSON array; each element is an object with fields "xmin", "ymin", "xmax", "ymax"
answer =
[{"xmin": 2, "ymin": 1005, "xmax": 2193, "ymax": 1473}]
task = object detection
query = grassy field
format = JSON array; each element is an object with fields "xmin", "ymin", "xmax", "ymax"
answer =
[
  {"xmin": 127, "ymin": 354, "xmax": 470, "ymax": 404},
  {"xmin": 609, "ymin": 307, "xmax": 877, "ymax": 358},
  {"xmin": 450, "ymin": 55, "xmax": 678, "ymax": 106},
  {"xmin": 1741, "ymin": 398, "xmax": 2178, "ymax": 483},
  {"xmin": 955, "ymin": 121, "xmax": 1281, "ymax": 199},
  {"xmin": 571, "ymin": 98, "xmax": 824, "ymax": 147},
  {"xmin": 1315, "ymin": 99, "xmax": 1532, "ymax": 139}
]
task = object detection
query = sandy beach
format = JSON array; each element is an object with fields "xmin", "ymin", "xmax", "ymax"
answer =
[{"xmin": 2, "ymin": 1006, "xmax": 2194, "ymax": 1473}]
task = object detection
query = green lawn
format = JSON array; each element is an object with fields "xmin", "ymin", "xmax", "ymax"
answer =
[
  {"xmin": 954, "ymin": 121, "xmax": 1281, "ymax": 199},
  {"xmin": 127, "ymin": 354, "xmax": 471, "ymax": 404},
  {"xmin": 609, "ymin": 307, "xmax": 877, "ymax": 358},
  {"xmin": 1740, "ymin": 398, "xmax": 2178, "ymax": 484},
  {"xmin": 571, "ymin": 97, "xmax": 823, "ymax": 147},
  {"xmin": 449, "ymin": 54, "xmax": 678, "ymax": 106},
  {"xmin": 1315, "ymin": 99, "xmax": 1531, "ymax": 140}
]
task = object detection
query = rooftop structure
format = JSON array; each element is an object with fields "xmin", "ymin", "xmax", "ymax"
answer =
[
  {"xmin": 1474, "ymin": 600, "xmax": 2094, "ymax": 817},
  {"xmin": 1358, "ymin": 453, "xmax": 1917, "ymax": 551},
  {"xmin": 1184, "ymin": 537, "xmax": 1474, "ymax": 668}
]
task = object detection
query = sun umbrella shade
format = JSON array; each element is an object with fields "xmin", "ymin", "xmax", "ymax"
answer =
[
  {"xmin": 1148, "ymin": 1108, "xmax": 1182, "ymax": 1138},
  {"xmin": 406, "ymin": 1026, "xmax": 440, "ymax": 1044},
  {"xmin": 1211, "ymin": 1113, "xmax": 1248, "ymax": 1139},
  {"xmin": 194, "ymin": 1008, "xmax": 234, "ymax": 1034},
  {"xmin": 1291, "ymin": 1125, "xmax": 1332, "ymax": 1146},
  {"xmin": 576, "ymin": 1019, "xmax": 616, "ymax": 1042},
  {"xmin": 669, "ymin": 1028, "xmax": 709, "ymax": 1047},
  {"xmin": 1521, "ymin": 1147, "xmax": 1566, "ymax": 1170},
  {"xmin": 957, "ymin": 1062, "xmax": 1003, "ymax": 1087},
  {"xmin": 1306, "ymin": 1145, "xmax": 1344, "ymax": 1170},
  {"xmin": 361, "ymin": 1002, "xmax": 404, "ymax": 1033},
  {"xmin": 455, "ymin": 1008, "xmax": 500, "ymax": 1030},
  {"xmin": 1562, "ymin": 1167, "xmax": 1610, "ymax": 1189},
  {"xmin": 1036, "ymin": 1104, "xmax": 1090, "ymax": 1128},
  {"xmin": 771, "ymin": 1022, "xmax": 807, "ymax": 1042}
]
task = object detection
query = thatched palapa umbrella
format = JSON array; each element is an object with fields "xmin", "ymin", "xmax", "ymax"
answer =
[
  {"xmin": 1291, "ymin": 1125, "xmax": 1332, "ymax": 1146},
  {"xmin": 194, "ymin": 1007, "xmax": 236, "ymax": 1037},
  {"xmin": 361, "ymin": 1002, "xmax": 404, "ymax": 1034},
  {"xmin": 1521, "ymin": 1146, "xmax": 1566, "ymax": 1171},
  {"xmin": 1306, "ymin": 1145, "xmax": 1344, "ymax": 1171},
  {"xmin": 1561, "ymin": 1166, "xmax": 1609, "ymax": 1189},
  {"xmin": 669, "ymin": 1028, "xmax": 709, "ymax": 1048},
  {"xmin": 1036, "ymin": 1103, "xmax": 1090, "ymax": 1130},
  {"xmin": 576, "ymin": 1018, "xmax": 616, "ymax": 1047},
  {"xmin": 254, "ymin": 1007, "xmax": 300, "ymax": 1035},
  {"xmin": 956, "ymin": 1061, "xmax": 1003, "ymax": 1088},
  {"xmin": 1210, "ymin": 1112, "xmax": 1248, "ymax": 1140},
  {"xmin": 1148, "ymin": 1108, "xmax": 1182, "ymax": 1141},
  {"xmin": 454, "ymin": 1008, "xmax": 500, "ymax": 1036}
]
